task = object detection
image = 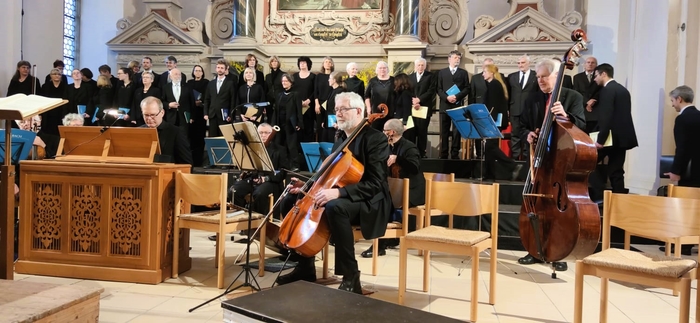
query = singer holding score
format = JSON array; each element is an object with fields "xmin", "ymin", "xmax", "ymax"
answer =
[
  {"xmin": 237, "ymin": 67, "xmax": 266, "ymax": 124},
  {"xmin": 140, "ymin": 96, "xmax": 193, "ymax": 165}
]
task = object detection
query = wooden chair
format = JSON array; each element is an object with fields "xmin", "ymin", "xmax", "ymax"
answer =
[
  {"xmin": 399, "ymin": 180, "xmax": 499, "ymax": 323},
  {"xmin": 172, "ymin": 171, "xmax": 268, "ymax": 289},
  {"xmin": 573, "ymin": 191, "xmax": 700, "ymax": 323},
  {"xmin": 350, "ymin": 177, "xmax": 410, "ymax": 276},
  {"xmin": 411, "ymin": 172, "xmax": 455, "ymax": 231}
]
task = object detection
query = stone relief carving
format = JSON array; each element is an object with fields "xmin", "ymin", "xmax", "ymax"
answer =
[
  {"xmin": 173, "ymin": 17, "xmax": 204, "ymax": 43},
  {"xmin": 497, "ymin": 19, "xmax": 558, "ymax": 42},
  {"xmin": 428, "ymin": 0, "xmax": 469, "ymax": 45},
  {"xmin": 132, "ymin": 26, "xmax": 183, "ymax": 44},
  {"xmin": 560, "ymin": 11, "xmax": 583, "ymax": 29},
  {"xmin": 263, "ymin": 11, "xmax": 396, "ymax": 45},
  {"xmin": 475, "ymin": 55, "xmax": 555, "ymax": 65},
  {"xmin": 207, "ymin": 0, "xmax": 234, "ymax": 45},
  {"xmin": 117, "ymin": 18, "xmax": 133, "ymax": 31}
]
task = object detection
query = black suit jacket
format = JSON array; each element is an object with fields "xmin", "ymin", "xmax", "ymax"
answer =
[
  {"xmin": 334, "ymin": 126, "xmax": 391, "ymax": 240},
  {"xmin": 573, "ymin": 71, "xmax": 602, "ymax": 121},
  {"xmin": 391, "ymin": 137, "xmax": 426, "ymax": 207},
  {"xmin": 672, "ymin": 106, "xmax": 700, "ymax": 186},
  {"xmin": 469, "ymin": 73, "xmax": 487, "ymax": 104},
  {"xmin": 162, "ymin": 81, "xmax": 195, "ymax": 127},
  {"xmin": 409, "ymin": 71, "xmax": 437, "ymax": 113},
  {"xmin": 152, "ymin": 121, "xmax": 192, "ymax": 165},
  {"xmin": 437, "ymin": 68, "xmax": 470, "ymax": 112},
  {"xmin": 596, "ymin": 80, "xmax": 638, "ymax": 150},
  {"xmin": 266, "ymin": 142, "xmax": 289, "ymax": 187},
  {"xmin": 203, "ymin": 77, "xmax": 238, "ymax": 120},
  {"xmin": 507, "ymin": 70, "xmax": 537, "ymax": 116},
  {"xmin": 519, "ymin": 87, "xmax": 586, "ymax": 140},
  {"xmin": 158, "ymin": 70, "xmax": 186, "ymax": 89}
]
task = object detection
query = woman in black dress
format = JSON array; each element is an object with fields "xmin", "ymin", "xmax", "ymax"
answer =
[
  {"xmin": 93, "ymin": 75, "xmax": 115, "ymax": 125},
  {"xmin": 7, "ymin": 60, "xmax": 41, "ymax": 97},
  {"xmin": 292, "ymin": 56, "xmax": 316, "ymax": 142},
  {"xmin": 237, "ymin": 67, "xmax": 266, "ymax": 124},
  {"xmin": 265, "ymin": 56, "xmax": 284, "ymax": 124},
  {"xmin": 187, "ymin": 65, "xmax": 209, "ymax": 167},
  {"xmin": 272, "ymin": 74, "xmax": 303, "ymax": 171},
  {"xmin": 482, "ymin": 64, "xmax": 517, "ymax": 180},
  {"xmin": 322, "ymin": 71, "xmax": 347, "ymax": 142},
  {"xmin": 344, "ymin": 62, "xmax": 365, "ymax": 99},
  {"xmin": 238, "ymin": 54, "xmax": 266, "ymax": 90},
  {"xmin": 63, "ymin": 69, "xmax": 94, "ymax": 126},
  {"xmin": 392, "ymin": 73, "xmax": 415, "ymax": 141},
  {"xmin": 364, "ymin": 61, "xmax": 394, "ymax": 130},
  {"xmin": 113, "ymin": 68, "xmax": 135, "ymax": 126},
  {"xmin": 130, "ymin": 72, "xmax": 161, "ymax": 127},
  {"xmin": 40, "ymin": 68, "xmax": 66, "ymax": 136},
  {"xmin": 314, "ymin": 56, "xmax": 334, "ymax": 142}
]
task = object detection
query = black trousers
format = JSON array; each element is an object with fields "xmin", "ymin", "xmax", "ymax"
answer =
[
  {"xmin": 598, "ymin": 147, "xmax": 627, "ymax": 193},
  {"xmin": 413, "ymin": 115, "xmax": 431, "ymax": 157},
  {"xmin": 439, "ymin": 112, "xmax": 461, "ymax": 158},
  {"xmin": 510, "ymin": 114, "xmax": 524, "ymax": 159},
  {"xmin": 281, "ymin": 194, "xmax": 362, "ymax": 276},
  {"xmin": 207, "ymin": 117, "xmax": 226, "ymax": 137},
  {"xmin": 585, "ymin": 120, "xmax": 598, "ymax": 134},
  {"xmin": 231, "ymin": 180, "xmax": 281, "ymax": 215},
  {"xmin": 275, "ymin": 124, "xmax": 300, "ymax": 169}
]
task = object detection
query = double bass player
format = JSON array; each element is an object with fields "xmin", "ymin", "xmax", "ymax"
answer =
[
  {"xmin": 517, "ymin": 58, "xmax": 587, "ymax": 272},
  {"xmin": 277, "ymin": 92, "xmax": 392, "ymax": 294}
]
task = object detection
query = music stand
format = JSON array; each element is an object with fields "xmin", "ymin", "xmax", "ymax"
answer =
[
  {"xmin": 446, "ymin": 104, "xmax": 503, "ymax": 182},
  {"xmin": 190, "ymin": 121, "xmax": 274, "ymax": 312},
  {"xmin": 0, "ymin": 129, "xmax": 37, "ymax": 164}
]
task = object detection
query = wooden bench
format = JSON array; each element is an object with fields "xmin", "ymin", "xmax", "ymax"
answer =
[{"xmin": 0, "ymin": 280, "xmax": 103, "ymax": 323}]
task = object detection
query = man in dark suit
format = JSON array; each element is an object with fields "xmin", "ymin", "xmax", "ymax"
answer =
[
  {"xmin": 276, "ymin": 92, "xmax": 391, "ymax": 294},
  {"xmin": 593, "ymin": 63, "xmax": 638, "ymax": 194},
  {"xmin": 437, "ymin": 50, "xmax": 470, "ymax": 159},
  {"xmin": 134, "ymin": 56, "xmax": 160, "ymax": 88},
  {"xmin": 573, "ymin": 57, "xmax": 601, "ymax": 133},
  {"xmin": 158, "ymin": 56, "xmax": 186, "ymax": 89},
  {"xmin": 409, "ymin": 57, "xmax": 437, "ymax": 158},
  {"xmin": 665, "ymin": 85, "xmax": 700, "ymax": 187},
  {"xmin": 518, "ymin": 59, "xmax": 587, "ymax": 272},
  {"xmin": 204, "ymin": 59, "xmax": 238, "ymax": 137},
  {"xmin": 360, "ymin": 118, "xmax": 425, "ymax": 258},
  {"xmin": 231, "ymin": 123, "xmax": 288, "ymax": 214},
  {"xmin": 468, "ymin": 58, "xmax": 492, "ymax": 105},
  {"xmin": 507, "ymin": 55, "xmax": 538, "ymax": 159},
  {"xmin": 161, "ymin": 68, "xmax": 195, "ymax": 134},
  {"xmin": 140, "ymin": 96, "xmax": 193, "ymax": 165}
]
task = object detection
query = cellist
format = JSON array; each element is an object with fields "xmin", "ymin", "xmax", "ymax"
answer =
[
  {"xmin": 517, "ymin": 58, "xmax": 587, "ymax": 272},
  {"xmin": 277, "ymin": 92, "xmax": 392, "ymax": 294}
]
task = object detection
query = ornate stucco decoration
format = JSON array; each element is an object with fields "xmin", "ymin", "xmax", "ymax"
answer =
[
  {"xmin": 205, "ymin": 0, "xmax": 234, "ymax": 45},
  {"xmin": 262, "ymin": 0, "xmax": 394, "ymax": 45},
  {"xmin": 117, "ymin": 0, "xmax": 204, "ymax": 43},
  {"xmin": 428, "ymin": 0, "xmax": 469, "ymax": 45}
]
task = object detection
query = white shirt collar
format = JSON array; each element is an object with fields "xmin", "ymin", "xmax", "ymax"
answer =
[
  {"xmin": 679, "ymin": 104, "xmax": 692, "ymax": 115},
  {"xmin": 604, "ymin": 79, "xmax": 614, "ymax": 87}
]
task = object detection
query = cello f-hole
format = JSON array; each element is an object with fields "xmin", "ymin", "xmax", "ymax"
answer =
[{"xmin": 553, "ymin": 182, "xmax": 567, "ymax": 211}]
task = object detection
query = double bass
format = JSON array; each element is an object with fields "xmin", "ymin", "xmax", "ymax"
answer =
[
  {"xmin": 519, "ymin": 29, "xmax": 601, "ymax": 269},
  {"xmin": 278, "ymin": 104, "xmax": 388, "ymax": 257}
]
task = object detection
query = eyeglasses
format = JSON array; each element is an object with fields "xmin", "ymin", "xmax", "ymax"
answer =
[
  {"xmin": 258, "ymin": 131, "xmax": 272, "ymax": 135},
  {"xmin": 143, "ymin": 110, "xmax": 162, "ymax": 119},
  {"xmin": 334, "ymin": 107, "xmax": 358, "ymax": 115}
]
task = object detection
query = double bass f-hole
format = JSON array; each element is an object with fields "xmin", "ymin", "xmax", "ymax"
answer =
[{"xmin": 552, "ymin": 182, "xmax": 567, "ymax": 211}]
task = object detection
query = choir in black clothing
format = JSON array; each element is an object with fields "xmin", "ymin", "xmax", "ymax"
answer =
[
  {"xmin": 39, "ymin": 68, "xmax": 65, "ymax": 136},
  {"xmin": 364, "ymin": 61, "xmax": 394, "ymax": 131},
  {"xmin": 238, "ymin": 54, "xmax": 266, "ymax": 90},
  {"xmin": 344, "ymin": 62, "xmax": 365, "ymax": 99},
  {"xmin": 187, "ymin": 65, "xmax": 208, "ymax": 167},
  {"xmin": 237, "ymin": 67, "xmax": 266, "ymax": 124},
  {"xmin": 7, "ymin": 60, "xmax": 41, "ymax": 97},
  {"xmin": 271, "ymin": 73, "xmax": 303, "ymax": 171},
  {"xmin": 131, "ymin": 71, "xmax": 161, "ymax": 127},
  {"xmin": 322, "ymin": 71, "xmax": 348, "ymax": 142},
  {"xmin": 314, "ymin": 57, "xmax": 335, "ymax": 141},
  {"xmin": 292, "ymin": 56, "xmax": 316, "ymax": 142},
  {"xmin": 265, "ymin": 56, "xmax": 285, "ymax": 123}
]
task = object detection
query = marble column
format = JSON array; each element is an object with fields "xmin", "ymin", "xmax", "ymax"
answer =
[
  {"xmin": 231, "ymin": 0, "xmax": 256, "ymax": 43},
  {"xmin": 396, "ymin": 0, "xmax": 418, "ymax": 38}
]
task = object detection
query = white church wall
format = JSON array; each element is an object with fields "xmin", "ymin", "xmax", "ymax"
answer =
[
  {"xmin": 0, "ymin": 0, "xmax": 23, "ymax": 96},
  {"xmin": 80, "ymin": 0, "xmax": 124, "ymax": 74}
]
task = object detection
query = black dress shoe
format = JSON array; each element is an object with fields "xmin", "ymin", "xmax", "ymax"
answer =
[
  {"xmin": 338, "ymin": 271, "xmax": 362, "ymax": 294},
  {"xmin": 277, "ymin": 264, "xmax": 316, "ymax": 285},
  {"xmin": 208, "ymin": 235, "xmax": 217, "ymax": 241},
  {"xmin": 360, "ymin": 245, "xmax": 386, "ymax": 258},
  {"xmin": 511, "ymin": 164, "xmax": 524, "ymax": 181},
  {"xmin": 659, "ymin": 246, "xmax": 692, "ymax": 256},
  {"xmin": 552, "ymin": 262, "xmax": 568, "ymax": 271},
  {"xmin": 518, "ymin": 254, "xmax": 544, "ymax": 265}
]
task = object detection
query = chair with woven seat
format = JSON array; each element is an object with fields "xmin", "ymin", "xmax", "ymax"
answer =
[
  {"xmin": 172, "ymin": 171, "xmax": 268, "ymax": 289},
  {"xmin": 398, "ymin": 180, "xmax": 499, "ymax": 323},
  {"xmin": 574, "ymin": 190, "xmax": 700, "ymax": 323}
]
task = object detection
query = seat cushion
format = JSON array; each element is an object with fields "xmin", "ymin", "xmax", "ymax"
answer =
[
  {"xmin": 582, "ymin": 248, "xmax": 698, "ymax": 278},
  {"xmin": 405, "ymin": 225, "xmax": 490, "ymax": 246},
  {"xmin": 180, "ymin": 209, "xmax": 264, "ymax": 224}
]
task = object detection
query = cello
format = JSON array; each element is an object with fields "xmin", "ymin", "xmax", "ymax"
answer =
[
  {"xmin": 278, "ymin": 104, "xmax": 388, "ymax": 257},
  {"xmin": 519, "ymin": 29, "xmax": 601, "ymax": 272}
]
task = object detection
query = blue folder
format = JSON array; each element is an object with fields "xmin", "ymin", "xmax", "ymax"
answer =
[
  {"xmin": 445, "ymin": 104, "xmax": 503, "ymax": 139},
  {"xmin": 92, "ymin": 107, "xmax": 101, "ymax": 124},
  {"xmin": 0, "ymin": 129, "xmax": 37, "ymax": 164},
  {"xmin": 300, "ymin": 142, "xmax": 334, "ymax": 172},
  {"xmin": 77, "ymin": 105, "xmax": 86, "ymax": 116},
  {"xmin": 327, "ymin": 115, "xmax": 337, "ymax": 128},
  {"xmin": 446, "ymin": 84, "xmax": 460, "ymax": 96}
]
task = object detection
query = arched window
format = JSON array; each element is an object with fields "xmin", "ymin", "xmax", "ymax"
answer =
[{"xmin": 63, "ymin": 0, "xmax": 80, "ymax": 75}]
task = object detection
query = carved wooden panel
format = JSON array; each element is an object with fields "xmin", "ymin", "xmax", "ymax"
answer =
[
  {"xmin": 31, "ymin": 183, "xmax": 62, "ymax": 251},
  {"xmin": 110, "ymin": 187, "xmax": 144, "ymax": 257},
  {"xmin": 70, "ymin": 185, "xmax": 102, "ymax": 254}
]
